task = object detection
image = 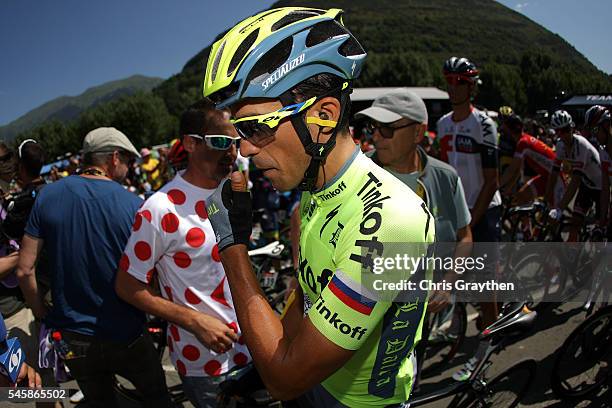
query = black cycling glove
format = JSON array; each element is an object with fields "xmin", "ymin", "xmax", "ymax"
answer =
[{"xmin": 206, "ymin": 178, "xmax": 252, "ymax": 251}]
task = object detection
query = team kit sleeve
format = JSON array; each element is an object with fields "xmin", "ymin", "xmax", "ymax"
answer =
[
  {"xmin": 121, "ymin": 203, "xmax": 168, "ymax": 284},
  {"xmin": 307, "ymin": 200, "xmax": 435, "ymax": 350},
  {"xmin": 479, "ymin": 115, "xmax": 499, "ymax": 169}
]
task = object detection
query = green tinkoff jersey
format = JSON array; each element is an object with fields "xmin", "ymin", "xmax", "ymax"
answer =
[{"xmin": 298, "ymin": 148, "xmax": 435, "ymax": 407}]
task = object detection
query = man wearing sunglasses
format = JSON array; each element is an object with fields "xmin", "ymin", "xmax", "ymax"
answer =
[
  {"xmin": 201, "ymin": 7, "xmax": 435, "ymax": 408},
  {"xmin": 16, "ymin": 128, "xmax": 174, "ymax": 407},
  {"xmin": 436, "ymin": 57, "xmax": 501, "ymax": 381},
  {"xmin": 116, "ymin": 99, "xmax": 250, "ymax": 408},
  {"xmin": 355, "ymin": 88, "xmax": 473, "ymax": 388}
]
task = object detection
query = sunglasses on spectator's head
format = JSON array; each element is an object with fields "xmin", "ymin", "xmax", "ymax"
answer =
[
  {"xmin": 186, "ymin": 134, "xmax": 240, "ymax": 151},
  {"xmin": 18, "ymin": 139, "xmax": 37, "ymax": 159},
  {"xmin": 445, "ymin": 75, "xmax": 474, "ymax": 86}
]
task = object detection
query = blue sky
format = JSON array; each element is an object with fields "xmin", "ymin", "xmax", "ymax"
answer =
[{"xmin": 1, "ymin": 0, "xmax": 610, "ymax": 126}]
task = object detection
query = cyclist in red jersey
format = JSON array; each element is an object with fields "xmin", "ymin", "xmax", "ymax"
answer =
[{"xmin": 500, "ymin": 114, "xmax": 564, "ymax": 205}]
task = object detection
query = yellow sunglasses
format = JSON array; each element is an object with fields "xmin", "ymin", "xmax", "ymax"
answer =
[{"xmin": 231, "ymin": 96, "xmax": 338, "ymax": 143}]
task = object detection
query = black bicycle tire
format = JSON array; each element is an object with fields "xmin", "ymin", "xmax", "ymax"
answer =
[
  {"xmin": 504, "ymin": 248, "xmax": 550, "ymax": 311},
  {"xmin": 551, "ymin": 305, "xmax": 612, "ymax": 399},
  {"xmin": 451, "ymin": 359, "xmax": 537, "ymax": 408}
]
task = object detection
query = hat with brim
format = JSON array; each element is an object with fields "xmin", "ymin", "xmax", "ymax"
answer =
[
  {"xmin": 354, "ymin": 106, "xmax": 403, "ymax": 123},
  {"xmin": 83, "ymin": 127, "xmax": 141, "ymax": 158},
  {"xmin": 355, "ymin": 88, "xmax": 428, "ymax": 124}
]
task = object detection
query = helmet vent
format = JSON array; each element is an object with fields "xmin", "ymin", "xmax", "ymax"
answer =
[
  {"xmin": 210, "ymin": 40, "xmax": 226, "ymax": 82},
  {"xmin": 306, "ymin": 20, "xmax": 365, "ymax": 57},
  {"xmin": 245, "ymin": 37, "xmax": 293, "ymax": 85},
  {"xmin": 228, "ymin": 29, "xmax": 259, "ymax": 77},
  {"xmin": 271, "ymin": 10, "xmax": 324, "ymax": 32},
  {"xmin": 208, "ymin": 81, "xmax": 240, "ymax": 106},
  {"xmin": 339, "ymin": 36, "xmax": 365, "ymax": 57}
]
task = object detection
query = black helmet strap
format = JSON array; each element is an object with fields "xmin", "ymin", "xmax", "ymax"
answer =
[{"xmin": 279, "ymin": 85, "xmax": 351, "ymax": 192}]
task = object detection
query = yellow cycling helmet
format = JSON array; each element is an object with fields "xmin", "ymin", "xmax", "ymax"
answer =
[
  {"xmin": 499, "ymin": 106, "xmax": 514, "ymax": 117},
  {"xmin": 203, "ymin": 7, "xmax": 366, "ymax": 108}
]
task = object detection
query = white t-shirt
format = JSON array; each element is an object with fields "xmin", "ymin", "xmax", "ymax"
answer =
[
  {"xmin": 122, "ymin": 172, "xmax": 251, "ymax": 377},
  {"xmin": 553, "ymin": 134, "xmax": 602, "ymax": 190},
  {"xmin": 436, "ymin": 107, "xmax": 502, "ymax": 209}
]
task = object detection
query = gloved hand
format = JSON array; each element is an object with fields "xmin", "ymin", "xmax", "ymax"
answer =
[
  {"xmin": 206, "ymin": 172, "xmax": 252, "ymax": 251},
  {"xmin": 548, "ymin": 208, "xmax": 562, "ymax": 222}
]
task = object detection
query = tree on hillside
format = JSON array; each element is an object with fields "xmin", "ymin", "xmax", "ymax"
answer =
[{"xmin": 14, "ymin": 93, "xmax": 178, "ymax": 160}]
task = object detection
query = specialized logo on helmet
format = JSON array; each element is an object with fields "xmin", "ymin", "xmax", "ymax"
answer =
[{"xmin": 262, "ymin": 53, "xmax": 305, "ymax": 90}]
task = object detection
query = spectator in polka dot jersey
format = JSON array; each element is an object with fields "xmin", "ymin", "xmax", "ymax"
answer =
[
  {"xmin": 16, "ymin": 127, "xmax": 171, "ymax": 407},
  {"xmin": 116, "ymin": 98, "xmax": 250, "ymax": 408}
]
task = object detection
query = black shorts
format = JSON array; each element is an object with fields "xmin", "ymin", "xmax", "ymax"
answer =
[
  {"xmin": 573, "ymin": 183, "xmax": 601, "ymax": 218},
  {"xmin": 470, "ymin": 206, "xmax": 501, "ymax": 281}
]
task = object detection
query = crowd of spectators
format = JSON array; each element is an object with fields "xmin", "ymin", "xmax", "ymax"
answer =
[
  {"xmin": 41, "ymin": 142, "xmax": 175, "ymax": 199},
  {"xmin": 0, "ymin": 87, "xmax": 607, "ymax": 407}
]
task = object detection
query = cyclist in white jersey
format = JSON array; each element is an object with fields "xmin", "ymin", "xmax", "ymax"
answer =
[
  {"xmin": 545, "ymin": 110, "xmax": 602, "ymax": 242},
  {"xmin": 584, "ymin": 105, "xmax": 612, "ymax": 236},
  {"xmin": 436, "ymin": 57, "xmax": 499, "ymax": 382},
  {"xmin": 436, "ymin": 57, "xmax": 499, "ymax": 326}
]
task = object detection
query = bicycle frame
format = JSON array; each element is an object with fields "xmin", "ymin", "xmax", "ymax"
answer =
[
  {"xmin": 409, "ymin": 338, "xmax": 507, "ymax": 407},
  {"xmin": 410, "ymin": 306, "xmax": 536, "ymax": 406}
]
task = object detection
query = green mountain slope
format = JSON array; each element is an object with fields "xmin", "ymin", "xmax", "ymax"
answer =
[
  {"xmin": 0, "ymin": 75, "xmax": 163, "ymax": 141},
  {"xmin": 13, "ymin": 0, "xmax": 612, "ymax": 159},
  {"xmin": 156, "ymin": 0, "xmax": 611, "ymax": 116}
]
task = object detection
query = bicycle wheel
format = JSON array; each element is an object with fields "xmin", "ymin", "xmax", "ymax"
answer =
[
  {"xmin": 505, "ymin": 248, "xmax": 550, "ymax": 310},
  {"xmin": 551, "ymin": 305, "xmax": 612, "ymax": 399},
  {"xmin": 422, "ymin": 302, "xmax": 467, "ymax": 371},
  {"xmin": 453, "ymin": 359, "xmax": 537, "ymax": 408}
]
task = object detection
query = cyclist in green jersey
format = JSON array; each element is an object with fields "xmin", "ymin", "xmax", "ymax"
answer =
[{"xmin": 202, "ymin": 8, "xmax": 435, "ymax": 407}]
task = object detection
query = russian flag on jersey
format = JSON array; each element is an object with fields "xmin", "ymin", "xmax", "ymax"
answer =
[{"xmin": 327, "ymin": 271, "xmax": 376, "ymax": 315}]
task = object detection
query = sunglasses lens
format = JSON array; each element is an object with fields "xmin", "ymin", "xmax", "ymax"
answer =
[
  {"xmin": 207, "ymin": 137, "xmax": 234, "ymax": 150},
  {"xmin": 234, "ymin": 121, "xmax": 257, "ymax": 140},
  {"xmin": 235, "ymin": 120, "xmax": 275, "ymax": 142}
]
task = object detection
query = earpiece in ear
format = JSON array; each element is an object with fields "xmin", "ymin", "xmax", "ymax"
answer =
[{"xmin": 319, "ymin": 113, "xmax": 329, "ymax": 120}]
